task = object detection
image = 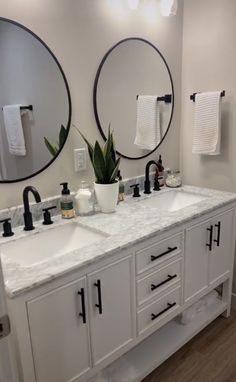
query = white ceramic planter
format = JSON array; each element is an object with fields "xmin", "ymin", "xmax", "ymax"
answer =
[{"xmin": 94, "ymin": 181, "xmax": 119, "ymax": 213}]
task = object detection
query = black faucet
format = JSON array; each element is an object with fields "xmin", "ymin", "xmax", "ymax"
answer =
[
  {"xmin": 23, "ymin": 186, "xmax": 41, "ymax": 231},
  {"xmin": 144, "ymin": 160, "xmax": 163, "ymax": 194}
]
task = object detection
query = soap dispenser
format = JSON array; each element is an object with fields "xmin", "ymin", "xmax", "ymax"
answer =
[
  {"xmin": 156, "ymin": 155, "xmax": 165, "ymax": 187},
  {"xmin": 60, "ymin": 182, "xmax": 75, "ymax": 219}
]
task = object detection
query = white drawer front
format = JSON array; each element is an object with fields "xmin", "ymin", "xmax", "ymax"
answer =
[
  {"xmin": 136, "ymin": 233, "xmax": 182, "ymax": 275},
  {"xmin": 137, "ymin": 259, "xmax": 182, "ymax": 307},
  {"xmin": 137, "ymin": 286, "xmax": 181, "ymax": 335}
]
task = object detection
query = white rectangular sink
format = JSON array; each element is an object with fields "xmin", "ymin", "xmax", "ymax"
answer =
[
  {"xmin": 138, "ymin": 190, "xmax": 208, "ymax": 212},
  {"xmin": 1, "ymin": 222, "xmax": 108, "ymax": 267}
]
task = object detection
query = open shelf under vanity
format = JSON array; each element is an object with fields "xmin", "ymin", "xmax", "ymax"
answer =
[{"xmin": 106, "ymin": 298, "xmax": 227, "ymax": 382}]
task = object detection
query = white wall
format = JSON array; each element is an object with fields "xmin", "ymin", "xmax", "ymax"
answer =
[
  {"xmin": 181, "ymin": 0, "xmax": 236, "ymax": 292},
  {"xmin": 181, "ymin": 0, "xmax": 236, "ymax": 192},
  {"xmin": 0, "ymin": 0, "xmax": 183, "ymax": 209}
]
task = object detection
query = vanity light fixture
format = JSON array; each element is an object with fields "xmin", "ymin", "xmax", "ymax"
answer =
[
  {"xmin": 160, "ymin": 0, "xmax": 178, "ymax": 16},
  {"xmin": 127, "ymin": 0, "xmax": 139, "ymax": 10}
]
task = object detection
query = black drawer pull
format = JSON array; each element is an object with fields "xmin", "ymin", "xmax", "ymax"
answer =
[
  {"xmin": 214, "ymin": 221, "xmax": 221, "ymax": 247},
  {"xmin": 151, "ymin": 274, "xmax": 177, "ymax": 291},
  {"xmin": 78, "ymin": 288, "xmax": 86, "ymax": 324},
  {"xmin": 151, "ymin": 246, "xmax": 178, "ymax": 262},
  {"xmin": 206, "ymin": 225, "xmax": 213, "ymax": 251},
  {"xmin": 151, "ymin": 302, "xmax": 176, "ymax": 321},
  {"xmin": 94, "ymin": 280, "xmax": 103, "ymax": 315}
]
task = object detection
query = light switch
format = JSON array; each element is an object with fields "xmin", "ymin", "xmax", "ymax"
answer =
[{"xmin": 74, "ymin": 148, "xmax": 87, "ymax": 172}]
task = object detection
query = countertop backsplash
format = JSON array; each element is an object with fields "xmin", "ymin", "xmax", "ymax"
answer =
[
  {"xmin": 0, "ymin": 195, "xmax": 63, "ymax": 229},
  {"xmin": 0, "ymin": 173, "xmax": 155, "ymax": 228}
]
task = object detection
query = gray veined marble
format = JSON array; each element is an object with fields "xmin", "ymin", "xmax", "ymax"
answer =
[
  {"xmin": 0, "ymin": 173, "xmax": 151, "ymax": 228},
  {"xmin": 1, "ymin": 185, "xmax": 236, "ymax": 298},
  {"xmin": 0, "ymin": 194, "xmax": 62, "ymax": 228}
]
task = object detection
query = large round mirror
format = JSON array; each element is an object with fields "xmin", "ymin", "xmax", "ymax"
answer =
[
  {"xmin": 0, "ymin": 19, "xmax": 71, "ymax": 183},
  {"xmin": 94, "ymin": 38, "xmax": 174, "ymax": 160}
]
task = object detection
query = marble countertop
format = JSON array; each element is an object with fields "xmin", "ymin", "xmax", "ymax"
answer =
[{"xmin": 1, "ymin": 185, "xmax": 236, "ymax": 299}]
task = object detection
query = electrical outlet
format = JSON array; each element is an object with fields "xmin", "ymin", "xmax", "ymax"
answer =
[{"xmin": 74, "ymin": 148, "xmax": 87, "ymax": 172}]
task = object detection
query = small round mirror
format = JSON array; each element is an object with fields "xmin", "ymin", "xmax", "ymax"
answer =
[{"xmin": 94, "ymin": 38, "xmax": 174, "ymax": 160}]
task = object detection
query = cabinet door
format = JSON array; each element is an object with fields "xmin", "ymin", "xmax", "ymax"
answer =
[
  {"xmin": 27, "ymin": 277, "xmax": 91, "ymax": 382},
  {"xmin": 209, "ymin": 210, "xmax": 234, "ymax": 285},
  {"xmin": 0, "ymin": 259, "xmax": 19, "ymax": 382},
  {"xmin": 184, "ymin": 219, "xmax": 210, "ymax": 302},
  {"xmin": 88, "ymin": 256, "xmax": 133, "ymax": 366}
]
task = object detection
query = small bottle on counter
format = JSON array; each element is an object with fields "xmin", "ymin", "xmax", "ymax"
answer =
[
  {"xmin": 60, "ymin": 182, "xmax": 75, "ymax": 219},
  {"xmin": 166, "ymin": 170, "xmax": 182, "ymax": 188},
  {"xmin": 117, "ymin": 171, "xmax": 125, "ymax": 202},
  {"xmin": 75, "ymin": 181, "xmax": 94, "ymax": 216},
  {"xmin": 156, "ymin": 155, "xmax": 165, "ymax": 187}
]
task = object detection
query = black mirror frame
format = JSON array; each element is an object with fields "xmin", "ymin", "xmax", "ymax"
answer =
[
  {"xmin": 0, "ymin": 18, "xmax": 72, "ymax": 183},
  {"xmin": 93, "ymin": 37, "xmax": 174, "ymax": 160}
]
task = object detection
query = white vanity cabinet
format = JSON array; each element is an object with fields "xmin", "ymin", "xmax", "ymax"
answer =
[
  {"xmin": 25, "ymin": 256, "xmax": 133, "ymax": 382},
  {"xmin": 184, "ymin": 209, "xmax": 234, "ymax": 303},
  {"xmin": 6, "ymin": 202, "xmax": 236, "ymax": 382},
  {"xmin": 27, "ymin": 277, "xmax": 91, "ymax": 382},
  {"xmin": 88, "ymin": 257, "xmax": 133, "ymax": 366}
]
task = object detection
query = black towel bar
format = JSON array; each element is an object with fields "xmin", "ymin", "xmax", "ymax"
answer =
[
  {"xmin": 190, "ymin": 91, "xmax": 225, "ymax": 102},
  {"xmin": 20, "ymin": 105, "xmax": 33, "ymax": 111},
  {"xmin": 136, "ymin": 94, "xmax": 172, "ymax": 103},
  {"xmin": 2, "ymin": 105, "xmax": 33, "ymax": 111}
]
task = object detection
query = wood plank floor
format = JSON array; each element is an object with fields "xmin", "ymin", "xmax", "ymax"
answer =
[{"xmin": 142, "ymin": 309, "xmax": 236, "ymax": 382}]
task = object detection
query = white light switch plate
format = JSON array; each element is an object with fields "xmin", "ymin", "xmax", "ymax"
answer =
[{"xmin": 74, "ymin": 148, "xmax": 87, "ymax": 172}]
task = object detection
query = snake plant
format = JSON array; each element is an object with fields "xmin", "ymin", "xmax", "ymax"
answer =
[
  {"xmin": 44, "ymin": 125, "xmax": 67, "ymax": 157},
  {"xmin": 73, "ymin": 124, "xmax": 120, "ymax": 184}
]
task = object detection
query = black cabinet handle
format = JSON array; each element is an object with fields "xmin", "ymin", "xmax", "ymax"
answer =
[
  {"xmin": 94, "ymin": 280, "xmax": 103, "ymax": 314},
  {"xmin": 214, "ymin": 221, "xmax": 221, "ymax": 247},
  {"xmin": 78, "ymin": 288, "xmax": 86, "ymax": 324},
  {"xmin": 151, "ymin": 246, "xmax": 177, "ymax": 262},
  {"xmin": 151, "ymin": 302, "xmax": 176, "ymax": 321},
  {"xmin": 206, "ymin": 225, "xmax": 213, "ymax": 251},
  {"xmin": 151, "ymin": 274, "xmax": 177, "ymax": 291}
]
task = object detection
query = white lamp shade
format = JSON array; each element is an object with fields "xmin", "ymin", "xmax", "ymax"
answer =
[
  {"xmin": 128, "ymin": 0, "xmax": 139, "ymax": 10},
  {"xmin": 161, "ymin": 0, "xmax": 178, "ymax": 16}
]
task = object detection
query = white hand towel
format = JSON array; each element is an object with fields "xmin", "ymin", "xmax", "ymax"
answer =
[
  {"xmin": 192, "ymin": 91, "xmax": 222, "ymax": 155},
  {"xmin": 134, "ymin": 95, "xmax": 161, "ymax": 151},
  {"xmin": 2, "ymin": 105, "xmax": 26, "ymax": 156}
]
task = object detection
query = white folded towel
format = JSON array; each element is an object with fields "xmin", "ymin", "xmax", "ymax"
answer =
[
  {"xmin": 192, "ymin": 91, "xmax": 222, "ymax": 155},
  {"xmin": 2, "ymin": 105, "xmax": 26, "ymax": 156},
  {"xmin": 134, "ymin": 95, "xmax": 161, "ymax": 151},
  {"xmin": 202, "ymin": 290, "xmax": 219, "ymax": 306}
]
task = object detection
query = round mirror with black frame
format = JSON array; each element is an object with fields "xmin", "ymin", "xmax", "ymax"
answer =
[
  {"xmin": 0, "ymin": 18, "xmax": 71, "ymax": 183},
  {"xmin": 93, "ymin": 37, "xmax": 174, "ymax": 160}
]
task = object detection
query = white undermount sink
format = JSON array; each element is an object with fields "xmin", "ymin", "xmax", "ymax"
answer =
[
  {"xmin": 1, "ymin": 222, "xmax": 108, "ymax": 267},
  {"xmin": 138, "ymin": 190, "xmax": 208, "ymax": 212}
]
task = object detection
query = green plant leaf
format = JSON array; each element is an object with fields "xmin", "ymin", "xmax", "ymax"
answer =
[
  {"xmin": 110, "ymin": 131, "xmax": 117, "ymax": 164},
  {"xmin": 103, "ymin": 124, "xmax": 112, "ymax": 161},
  {"xmin": 93, "ymin": 141, "xmax": 106, "ymax": 183},
  {"xmin": 44, "ymin": 137, "xmax": 58, "ymax": 157},
  {"xmin": 59, "ymin": 125, "xmax": 67, "ymax": 148},
  {"xmin": 110, "ymin": 157, "xmax": 120, "ymax": 183},
  {"xmin": 73, "ymin": 124, "xmax": 94, "ymax": 163},
  {"xmin": 105, "ymin": 153, "xmax": 115, "ymax": 183}
]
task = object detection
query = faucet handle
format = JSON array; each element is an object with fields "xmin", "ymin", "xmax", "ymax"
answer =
[
  {"xmin": 130, "ymin": 184, "xmax": 141, "ymax": 198},
  {"xmin": 42, "ymin": 206, "xmax": 57, "ymax": 225},
  {"xmin": 0, "ymin": 218, "xmax": 14, "ymax": 237}
]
